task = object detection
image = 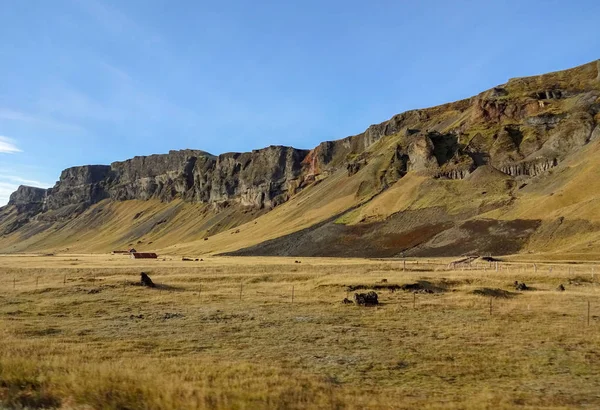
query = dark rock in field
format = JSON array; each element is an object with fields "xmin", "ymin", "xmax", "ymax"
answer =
[
  {"xmin": 140, "ymin": 272, "xmax": 155, "ymax": 288},
  {"xmin": 556, "ymin": 284, "xmax": 566, "ymax": 291},
  {"xmin": 295, "ymin": 260, "xmax": 301, "ymax": 264},
  {"xmin": 87, "ymin": 288, "xmax": 101, "ymax": 294},
  {"xmin": 342, "ymin": 298, "xmax": 354, "ymax": 304},
  {"xmin": 353, "ymin": 291, "xmax": 379, "ymax": 306},
  {"xmin": 514, "ymin": 281, "xmax": 529, "ymax": 291},
  {"xmin": 381, "ymin": 278, "xmax": 388, "ymax": 283}
]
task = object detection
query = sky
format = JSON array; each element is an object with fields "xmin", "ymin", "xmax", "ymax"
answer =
[{"xmin": 0, "ymin": 0, "xmax": 599, "ymax": 205}]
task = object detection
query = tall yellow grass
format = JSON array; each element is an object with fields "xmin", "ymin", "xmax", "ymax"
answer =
[{"xmin": 1, "ymin": 255, "xmax": 599, "ymax": 409}]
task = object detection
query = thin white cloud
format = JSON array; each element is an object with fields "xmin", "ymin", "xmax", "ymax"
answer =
[
  {"xmin": 0, "ymin": 109, "xmax": 37, "ymax": 122},
  {"xmin": 100, "ymin": 61, "xmax": 132, "ymax": 82},
  {"xmin": 0, "ymin": 136, "xmax": 21, "ymax": 154},
  {"xmin": 74, "ymin": 0, "xmax": 163, "ymax": 47},
  {"xmin": 0, "ymin": 174, "xmax": 51, "ymax": 187},
  {"xmin": 0, "ymin": 108, "xmax": 85, "ymax": 133}
]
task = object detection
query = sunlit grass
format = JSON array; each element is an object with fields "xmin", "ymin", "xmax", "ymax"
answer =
[{"xmin": 1, "ymin": 255, "xmax": 600, "ymax": 409}]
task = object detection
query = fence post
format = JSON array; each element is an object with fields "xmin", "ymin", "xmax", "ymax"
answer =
[
  {"xmin": 489, "ymin": 298, "xmax": 493, "ymax": 316},
  {"xmin": 413, "ymin": 292, "xmax": 416, "ymax": 309},
  {"xmin": 64, "ymin": 274, "xmax": 67, "ymax": 286},
  {"xmin": 239, "ymin": 282, "xmax": 243, "ymax": 301},
  {"xmin": 588, "ymin": 301, "xmax": 591, "ymax": 326},
  {"xmin": 291, "ymin": 286, "xmax": 295, "ymax": 304}
]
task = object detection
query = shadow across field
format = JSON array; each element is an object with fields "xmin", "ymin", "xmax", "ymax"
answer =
[
  {"xmin": 471, "ymin": 288, "xmax": 519, "ymax": 298},
  {"xmin": 346, "ymin": 280, "xmax": 448, "ymax": 294},
  {"xmin": 128, "ymin": 282, "xmax": 187, "ymax": 292}
]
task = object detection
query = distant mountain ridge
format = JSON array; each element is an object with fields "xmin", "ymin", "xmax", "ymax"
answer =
[{"xmin": 2, "ymin": 59, "xmax": 599, "ymax": 257}]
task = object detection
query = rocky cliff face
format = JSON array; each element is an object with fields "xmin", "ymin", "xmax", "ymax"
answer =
[
  {"xmin": 109, "ymin": 150, "xmax": 211, "ymax": 202},
  {"xmin": 8, "ymin": 185, "xmax": 47, "ymax": 207},
  {"xmin": 306, "ymin": 59, "xmax": 600, "ymax": 184},
  {"xmin": 8, "ymin": 146, "xmax": 311, "ymax": 220},
  {"xmin": 46, "ymin": 165, "xmax": 112, "ymax": 211},
  {"xmin": 208, "ymin": 146, "xmax": 309, "ymax": 209},
  {"xmin": 2, "ymin": 59, "xmax": 599, "ymax": 231}
]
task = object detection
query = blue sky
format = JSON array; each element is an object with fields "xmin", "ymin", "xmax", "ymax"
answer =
[{"xmin": 1, "ymin": 0, "xmax": 599, "ymax": 205}]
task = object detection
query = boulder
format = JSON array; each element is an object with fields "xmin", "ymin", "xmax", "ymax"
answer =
[
  {"xmin": 353, "ymin": 291, "xmax": 379, "ymax": 306},
  {"xmin": 514, "ymin": 281, "xmax": 529, "ymax": 291},
  {"xmin": 140, "ymin": 272, "xmax": 155, "ymax": 288}
]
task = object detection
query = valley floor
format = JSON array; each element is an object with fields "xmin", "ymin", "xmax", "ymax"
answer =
[{"xmin": 1, "ymin": 254, "xmax": 600, "ymax": 409}]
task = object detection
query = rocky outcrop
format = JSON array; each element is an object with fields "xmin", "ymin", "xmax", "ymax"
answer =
[
  {"xmin": 408, "ymin": 135, "xmax": 438, "ymax": 174},
  {"xmin": 3, "ymin": 146, "xmax": 311, "ymax": 221},
  {"xmin": 109, "ymin": 146, "xmax": 310, "ymax": 210},
  {"xmin": 109, "ymin": 150, "xmax": 211, "ymax": 202},
  {"xmin": 2, "ymin": 186, "xmax": 48, "ymax": 235},
  {"xmin": 499, "ymin": 157, "xmax": 558, "ymax": 177},
  {"xmin": 471, "ymin": 97, "xmax": 539, "ymax": 124},
  {"xmin": 208, "ymin": 146, "xmax": 309, "ymax": 209},
  {"xmin": 8, "ymin": 185, "xmax": 47, "ymax": 207},
  {"xmin": 46, "ymin": 165, "xmax": 112, "ymax": 210}
]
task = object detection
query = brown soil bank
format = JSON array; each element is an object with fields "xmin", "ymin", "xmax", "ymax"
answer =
[{"xmin": 222, "ymin": 212, "xmax": 541, "ymax": 257}]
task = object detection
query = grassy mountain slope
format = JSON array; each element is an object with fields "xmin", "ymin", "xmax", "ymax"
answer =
[{"xmin": 1, "ymin": 59, "xmax": 599, "ymax": 258}]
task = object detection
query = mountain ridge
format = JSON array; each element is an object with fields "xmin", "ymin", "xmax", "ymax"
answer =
[{"xmin": 1, "ymin": 59, "xmax": 599, "ymax": 257}]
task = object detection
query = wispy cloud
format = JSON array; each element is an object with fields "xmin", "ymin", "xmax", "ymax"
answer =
[
  {"xmin": 33, "ymin": 70, "xmax": 201, "ymax": 133},
  {"xmin": 0, "ymin": 174, "xmax": 51, "ymax": 187},
  {"xmin": 74, "ymin": 0, "xmax": 163, "ymax": 47},
  {"xmin": 0, "ymin": 136, "xmax": 21, "ymax": 154},
  {"xmin": 100, "ymin": 61, "xmax": 132, "ymax": 82},
  {"xmin": 0, "ymin": 108, "xmax": 85, "ymax": 133}
]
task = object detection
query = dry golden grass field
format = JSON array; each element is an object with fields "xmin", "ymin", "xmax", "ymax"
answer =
[{"xmin": 1, "ymin": 254, "xmax": 600, "ymax": 409}]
